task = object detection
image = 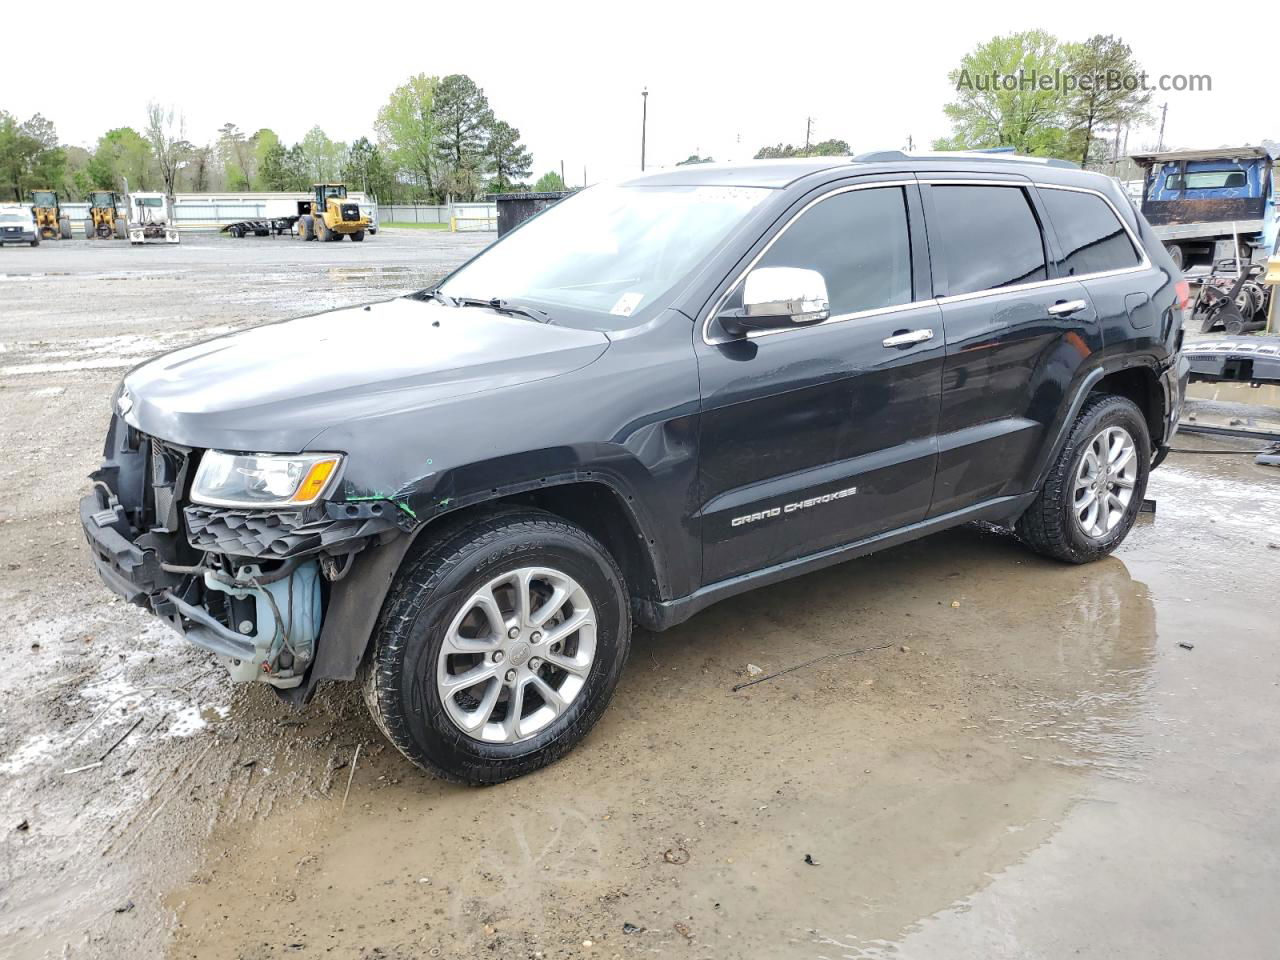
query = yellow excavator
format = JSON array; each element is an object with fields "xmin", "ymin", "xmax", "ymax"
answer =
[
  {"xmin": 296, "ymin": 183, "xmax": 370, "ymax": 242},
  {"xmin": 31, "ymin": 191, "xmax": 72, "ymax": 240},
  {"xmin": 84, "ymin": 191, "xmax": 127, "ymax": 239}
]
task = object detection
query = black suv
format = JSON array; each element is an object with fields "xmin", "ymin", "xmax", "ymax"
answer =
[{"xmin": 81, "ymin": 152, "xmax": 1189, "ymax": 783}]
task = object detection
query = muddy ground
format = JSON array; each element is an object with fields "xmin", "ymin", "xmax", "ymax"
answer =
[{"xmin": 2, "ymin": 232, "xmax": 1278, "ymax": 960}]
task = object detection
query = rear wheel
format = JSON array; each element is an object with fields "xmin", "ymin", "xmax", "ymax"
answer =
[
  {"xmin": 361, "ymin": 510, "xmax": 631, "ymax": 784},
  {"xmin": 30, "ymin": 235, "xmax": 40, "ymax": 247},
  {"xmin": 297, "ymin": 215, "xmax": 314, "ymax": 241},
  {"xmin": 83, "ymin": 219, "xmax": 93, "ymax": 239},
  {"xmin": 114, "ymin": 219, "xmax": 127, "ymax": 239},
  {"xmin": 1016, "ymin": 394, "xmax": 1150, "ymax": 564},
  {"xmin": 1165, "ymin": 243, "xmax": 1184, "ymax": 271},
  {"xmin": 58, "ymin": 217, "xmax": 71, "ymax": 239},
  {"xmin": 350, "ymin": 229, "xmax": 365, "ymax": 242},
  {"xmin": 316, "ymin": 218, "xmax": 331, "ymax": 242}
]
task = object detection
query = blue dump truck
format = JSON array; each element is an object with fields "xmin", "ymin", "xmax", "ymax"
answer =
[
  {"xmin": 1131, "ymin": 144, "xmax": 1279, "ymax": 271},
  {"xmin": 1132, "ymin": 144, "xmax": 1278, "ymax": 337}
]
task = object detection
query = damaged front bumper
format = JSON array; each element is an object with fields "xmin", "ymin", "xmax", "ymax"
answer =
[{"xmin": 80, "ymin": 414, "xmax": 407, "ymax": 691}]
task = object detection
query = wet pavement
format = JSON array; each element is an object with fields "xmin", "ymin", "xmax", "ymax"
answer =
[{"xmin": 1, "ymin": 233, "xmax": 1278, "ymax": 958}]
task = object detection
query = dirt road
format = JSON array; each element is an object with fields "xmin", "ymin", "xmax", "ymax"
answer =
[{"xmin": 2, "ymin": 232, "xmax": 1278, "ymax": 959}]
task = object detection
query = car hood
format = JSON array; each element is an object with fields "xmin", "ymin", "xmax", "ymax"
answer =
[{"xmin": 121, "ymin": 297, "xmax": 610, "ymax": 451}]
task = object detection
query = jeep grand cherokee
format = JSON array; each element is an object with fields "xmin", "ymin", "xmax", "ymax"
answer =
[{"xmin": 81, "ymin": 151, "xmax": 1190, "ymax": 783}]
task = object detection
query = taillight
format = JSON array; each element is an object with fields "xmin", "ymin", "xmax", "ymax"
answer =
[{"xmin": 1175, "ymin": 279, "xmax": 1191, "ymax": 310}]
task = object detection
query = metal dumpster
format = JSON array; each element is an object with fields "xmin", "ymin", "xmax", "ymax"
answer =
[{"xmin": 491, "ymin": 191, "xmax": 573, "ymax": 237}]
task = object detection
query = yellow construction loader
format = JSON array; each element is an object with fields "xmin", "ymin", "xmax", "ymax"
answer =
[
  {"xmin": 84, "ymin": 191, "xmax": 127, "ymax": 239},
  {"xmin": 31, "ymin": 191, "xmax": 72, "ymax": 240},
  {"xmin": 295, "ymin": 183, "xmax": 369, "ymax": 242}
]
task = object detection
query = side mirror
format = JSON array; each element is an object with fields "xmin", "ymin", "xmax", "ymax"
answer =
[{"xmin": 720, "ymin": 266, "xmax": 830, "ymax": 336}]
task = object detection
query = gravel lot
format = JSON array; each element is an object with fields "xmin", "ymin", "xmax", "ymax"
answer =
[{"xmin": 2, "ymin": 230, "xmax": 1278, "ymax": 960}]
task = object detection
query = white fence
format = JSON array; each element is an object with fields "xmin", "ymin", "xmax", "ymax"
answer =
[{"xmin": 377, "ymin": 204, "xmax": 450, "ymax": 224}]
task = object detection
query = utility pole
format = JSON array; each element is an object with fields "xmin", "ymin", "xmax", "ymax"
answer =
[
  {"xmin": 804, "ymin": 116, "xmax": 812, "ymax": 156},
  {"xmin": 560, "ymin": 159, "xmax": 565, "ymax": 187},
  {"xmin": 1157, "ymin": 102, "xmax": 1168, "ymax": 152},
  {"xmin": 641, "ymin": 87, "xmax": 649, "ymax": 171}
]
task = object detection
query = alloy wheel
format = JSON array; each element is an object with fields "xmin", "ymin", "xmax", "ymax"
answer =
[
  {"xmin": 1072, "ymin": 425, "xmax": 1138, "ymax": 539},
  {"xmin": 437, "ymin": 566, "xmax": 597, "ymax": 744}
]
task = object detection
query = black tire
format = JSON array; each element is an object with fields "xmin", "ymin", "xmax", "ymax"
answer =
[
  {"xmin": 83, "ymin": 219, "xmax": 93, "ymax": 239},
  {"xmin": 361, "ymin": 510, "xmax": 631, "ymax": 784},
  {"xmin": 58, "ymin": 217, "xmax": 71, "ymax": 240},
  {"xmin": 1016, "ymin": 394, "xmax": 1150, "ymax": 564},
  {"xmin": 297, "ymin": 214, "xmax": 314, "ymax": 241},
  {"xmin": 1165, "ymin": 243, "xmax": 1184, "ymax": 271},
  {"xmin": 114, "ymin": 219, "xmax": 127, "ymax": 240},
  {"xmin": 30, "ymin": 236, "xmax": 39, "ymax": 247},
  {"xmin": 350, "ymin": 229, "xmax": 365, "ymax": 242}
]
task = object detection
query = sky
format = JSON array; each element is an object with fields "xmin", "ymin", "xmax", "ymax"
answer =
[{"xmin": 18, "ymin": 0, "xmax": 1278, "ymax": 186}]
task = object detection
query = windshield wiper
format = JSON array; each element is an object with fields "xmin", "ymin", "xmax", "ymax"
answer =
[{"xmin": 455, "ymin": 297, "xmax": 553, "ymax": 324}]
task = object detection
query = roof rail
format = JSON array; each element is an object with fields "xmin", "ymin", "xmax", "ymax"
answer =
[{"xmin": 853, "ymin": 150, "xmax": 1080, "ymax": 170}]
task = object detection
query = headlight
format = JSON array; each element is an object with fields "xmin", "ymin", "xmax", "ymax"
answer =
[{"xmin": 191, "ymin": 451, "xmax": 343, "ymax": 508}]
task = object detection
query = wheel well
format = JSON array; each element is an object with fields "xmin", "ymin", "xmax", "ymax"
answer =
[
  {"xmin": 1090, "ymin": 368, "xmax": 1163, "ymax": 442},
  {"xmin": 408, "ymin": 483, "xmax": 662, "ymax": 603}
]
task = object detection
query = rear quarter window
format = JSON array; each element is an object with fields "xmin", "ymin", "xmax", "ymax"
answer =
[
  {"xmin": 1041, "ymin": 188, "xmax": 1141, "ymax": 276},
  {"xmin": 929, "ymin": 185, "xmax": 1047, "ymax": 296}
]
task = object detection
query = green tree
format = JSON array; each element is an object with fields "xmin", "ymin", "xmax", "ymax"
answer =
[
  {"xmin": 0, "ymin": 112, "xmax": 67, "ymax": 201},
  {"xmin": 533, "ymin": 170, "xmax": 565, "ymax": 192},
  {"xmin": 755, "ymin": 138, "xmax": 849, "ymax": 159},
  {"xmin": 809, "ymin": 138, "xmax": 850, "ymax": 156},
  {"xmin": 676, "ymin": 154, "xmax": 714, "ymax": 165},
  {"xmin": 433, "ymin": 74, "xmax": 493, "ymax": 201},
  {"xmin": 300, "ymin": 126, "xmax": 344, "ymax": 182},
  {"xmin": 341, "ymin": 137, "xmax": 393, "ymax": 198},
  {"xmin": 250, "ymin": 128, "xmax": 281, "ymax": 189},
  {"xmin": 376, "ymin": 73, "xmax": 440, "ymax": 200},
  {"xmin": 934, "ymin": 30, "xmax": 1077, "ymax": 158},
  {"xmin": 283, "ymin": 143, "xmax": 311, "ymax": 191},
  {"xmin": 217, "ymin": 123, "xmax": 252, "ymax": 190},
  {"xmin": 1064, "ymin": 35, "xmax": 1152, "ymax": 166},
  {"xmin": 486, "ymin": 119, "xmax": 531, "ymax": 192},
  {"xmin": 88, "ymin": 127, "xmax": 152, "ymax": 191},
  {"xmin": 144, "ymin": 102, "xmax": 186, "ymax": 196},
  {"xmin": 257, "ymin": 141, "xmax": 290, "ymax": 190}
]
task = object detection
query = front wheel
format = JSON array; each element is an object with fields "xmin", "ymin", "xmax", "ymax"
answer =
[
  {"xmin": 1016, "ymin": 394, "xmax": 1150, "ymax": 564},
  {"xmin": 350, "ymin": 229, "xmax": 365, "ymax": 242},
  {"xmin": 361, "ymin": 510, "xmax": 631, "ymax": 784}
]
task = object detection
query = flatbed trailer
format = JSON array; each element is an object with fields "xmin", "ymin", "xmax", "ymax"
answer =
[{"xmin": 220, "ymin": 216, "xmax": 299, "ymax": 238}]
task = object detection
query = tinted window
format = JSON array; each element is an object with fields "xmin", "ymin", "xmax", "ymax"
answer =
[
  {"xmin": 750, "ymin": 186, "xmax": 913, "ymax": 316},
  {"xmin": 930, "ymin": 186, "xmax": 1047, "ymax": 296},
  {"xmin": 1041, "ymin": 188, "xmax": 1141, "ymax": 276}
]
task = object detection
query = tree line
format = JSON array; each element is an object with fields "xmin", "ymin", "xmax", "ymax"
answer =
[
  {"xmin": 2, "ymin": 36, "xmax": 1154, "ymax": 205},
  {"xmin": 934, "ymin": 32, "xmax": 1152, "ymax": 163},
  {"xmin": 0, "ymin": 72, "xmax": 567, "ymax": 203}
]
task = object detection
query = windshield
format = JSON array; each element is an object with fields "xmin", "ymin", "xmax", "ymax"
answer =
[
  {"xmin": 439, "ymin": 184, "xmax": 771, "ymax": 326},
  {"xmin": 0, "ymin": 213, "xmax": 25, "ymax": 222},
  {"xmin": 322, "ymin": 185, "xmax": 347, "ymax": 199},
  {"xmin": 32, "ymin": 191, "xmax": 55, "ymax": 206},
  {"xmin": 90, "ymin": 193, "xmax": 114, "ymax": 206}
]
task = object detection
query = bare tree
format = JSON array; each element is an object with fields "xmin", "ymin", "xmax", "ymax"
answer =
[{"xmin": 145, "ymin": 102, "xmax": 186, "ymax": 196}]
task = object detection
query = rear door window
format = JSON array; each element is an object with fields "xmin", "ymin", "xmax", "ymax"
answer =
[
  {"xmin": 929, "ymin": 185, "xmax": 1047, "ymax": 296},
  {"xmin": 1040, "ymin": 188, "xmax": 1142, "ymax": 276}
]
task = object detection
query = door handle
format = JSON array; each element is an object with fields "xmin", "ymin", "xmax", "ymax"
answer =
[
  {"xmin": 882, "ymin": 328, "xmax": 934, "ymax": 348},
  {"xmin": 1047, "ymin": 299, "xmax": 1088, "ymax": 317}
]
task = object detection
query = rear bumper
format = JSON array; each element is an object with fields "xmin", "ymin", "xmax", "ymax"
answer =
[{"xmin": 0, "ymin": 230, "xmax": 35, "ymax": 243}]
